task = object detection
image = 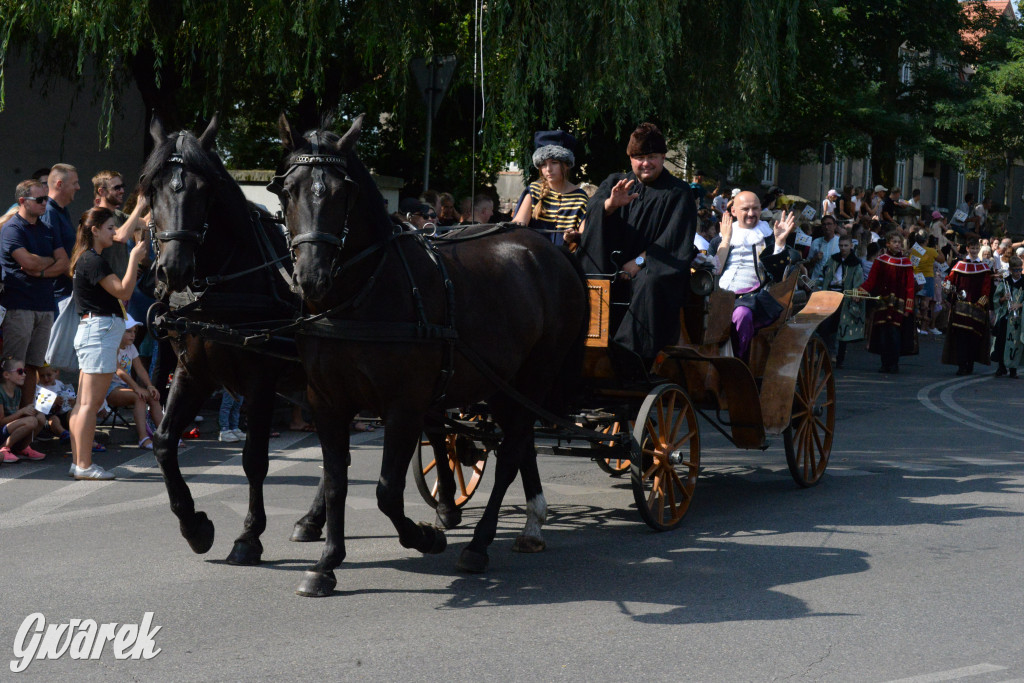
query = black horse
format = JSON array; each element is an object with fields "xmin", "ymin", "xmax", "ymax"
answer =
[
  {"xmin": 143, "ymin": 115, "xmax": 319, "ymax": 565},
  {"xmin": 270, "ymin": 114, "xmax": 589, "ymax": 597}
]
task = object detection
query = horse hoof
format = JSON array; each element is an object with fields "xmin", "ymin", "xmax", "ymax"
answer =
[
  {"xmin": 295, "ymin": 570, "xmax": 336, "ymax": 598},
  {"xmin": 456, "ymin": 548, "xmax": 489, "ymax": 573},
  {"xmin": 181, "ymin": 511, "xmax": 215, "ymax": 554},
  {"xmin": 512, "ymin": 535, "xmax": 546, "ymax": 554},
  {"xmin": 289, "ymin": 522, "xmax": 323, "ymax": 543},
  {"xmin": 406, "ymin": 522, "xmax": 446, "ymax": 555},
  {"xmin": 435, "ymin": 507, "xmax": 462, "ymax": 530},
  {"xmin": 226, "ymin": 539, "xmax": 263, "ymax": 565}
]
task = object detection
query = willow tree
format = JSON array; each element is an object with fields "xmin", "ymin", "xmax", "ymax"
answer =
[{"xmin": 1, "ymin": 0, "xmax": 808, "ymax": 189}]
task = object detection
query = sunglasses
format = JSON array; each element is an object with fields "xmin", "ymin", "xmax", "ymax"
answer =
[
  {"xmin": 21, "ymin": 196, "xmax": 47, "ymax": 205},
  {"xmin": 5, "ymin": 368, "xmax": 25, "ymax": 375},
  {"xmin": 109, "ymin": 184, "xmax": 125, "ymax": 191}
]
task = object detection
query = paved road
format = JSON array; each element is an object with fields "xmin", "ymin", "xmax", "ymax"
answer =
[{"xmin": 2, "ymin": 335, "xmax": 1024, "ymax": 682}]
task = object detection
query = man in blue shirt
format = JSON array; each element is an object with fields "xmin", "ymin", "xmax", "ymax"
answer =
[
  {"xmin": 40, "ymin": 163, "xmax": 80, "ymax": 302},
  {"xmin": 1, "ymin": 180, "xmax": 70, "ymax": 406}
]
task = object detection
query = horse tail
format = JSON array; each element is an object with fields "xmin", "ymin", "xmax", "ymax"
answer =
[{"xmin": 543, "ymin": 245, "xmax": 590, "ymax": 414}]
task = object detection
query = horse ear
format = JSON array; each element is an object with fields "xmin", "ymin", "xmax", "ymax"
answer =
[
  {"xmin": 279, "ymin": 113, "xmax": 297, "ymax": 151},
  {"xmin": 336, "ymin": 114, "xmax": 364, "ymax": 153},
  {"xmin": 150, "ymin": 114, "xmax": 167, "ymax": 145},
  {"xmin": 198, "ymin": 113, "xmax": 219, "ymax": 150}
]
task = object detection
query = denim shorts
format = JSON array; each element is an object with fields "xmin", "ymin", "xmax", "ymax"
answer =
[{"xmin": 74, "ymin": 315, "xmax": 126, "ymax": 374}]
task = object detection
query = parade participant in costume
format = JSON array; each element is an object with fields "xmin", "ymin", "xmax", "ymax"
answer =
[
  {"xmin": 817, "ymin": 234, "xmax": 865, "ymax": 368},
  {"xmin": 942, "ymin": 239, "xmax": 993, "ymax": 376},
  {"xmin": 857, "ymin": 231, "xmax": 918, "ymax": 373},
  {"xmin": 577, "ymin": 122, "xmax": 697, "ymax": 370},
  {"xmin": 992, "ymin": 257, "xmax": 1024, "ymax": 378},
  {"xmin": 716, "ymin": 191, "xmax": 797, "ymax": 360},
  {"xmin": 512, "ymin": 130, "xmax": 588, "ymax": 248}
]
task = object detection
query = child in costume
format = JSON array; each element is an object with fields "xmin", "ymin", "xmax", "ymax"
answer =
[
  {"xmin": 857, "ymin": 231, "xmax": 917, "ymax": 373},
  {"xmin": 942, "ymin": 239, "xmax": 993, "ymax": 376}
]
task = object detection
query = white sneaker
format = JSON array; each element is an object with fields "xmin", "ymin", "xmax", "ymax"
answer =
[
  {"xmin": 73, "ymin": 464, "xmax": 115, "ymax": 480},
  {"xmin": 219, "ymin": 430, "xmax": 240, "ymax": 443},
  {"xmin": 68, "ymin": 462, "xmax": 76, "ymax": 478},
  {"xmin": 931, "ymin": 329, "xmax": 943, "ymax": 335},
  {"xmin": 232, "ymin": 429, "xmax": 246, "ymax": 440}
]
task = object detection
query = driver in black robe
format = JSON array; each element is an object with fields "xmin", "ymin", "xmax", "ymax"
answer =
[{"xmin": 576, "ymin": 123, "xmax": 697, "ymax": 369}]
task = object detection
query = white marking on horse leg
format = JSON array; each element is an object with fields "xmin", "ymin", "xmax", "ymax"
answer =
[{"xmin": 522, "ymin": 492, "xmax": 547, "ymax": 540}]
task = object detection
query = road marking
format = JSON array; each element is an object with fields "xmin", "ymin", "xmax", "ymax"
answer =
[
  {"xmin": 918, "ymin": 376, "xmax": 1024, "ymax": 439},
  {"xmin": 883, "ymin": 663, "xmax": 1007, "ymax": 682},
  {"xmin": 0, "ymin": 429, "xmax": 375, "ymax": 530},
  {"xmin": 825, "ymin": 468, "xmax": 875, "ymax": 476}
]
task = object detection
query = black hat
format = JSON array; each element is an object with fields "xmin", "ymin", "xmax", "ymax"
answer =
[
  {"xmin": 399, "ymin": 197, "xmax": 433, "ymax": 217},
  {"xmin": 532, "ymin": 130, "xmax": 576, "ymax": 168}
]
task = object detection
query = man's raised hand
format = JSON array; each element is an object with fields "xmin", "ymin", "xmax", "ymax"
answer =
[
  {"xmin": 604, "ymin": 178, "xmax": 640, "ymax": 213},
  {"xmin": 774, "ymin": 210, "xmax": 796, "ymax": 248}
]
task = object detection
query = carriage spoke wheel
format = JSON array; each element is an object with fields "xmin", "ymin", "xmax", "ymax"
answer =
[
  {"xmin": 630, "ymin": 384, "xmax": 700, "ymax": 531},
  {"xmin": 414, "ymin": 417, "xmax": 490, "ymax": 509},
  {"xmin": 593, "ymin": 419, "xmax": 633, "ymax": 476},
  {"xmin": 783, "ymin": 335, "xmax": 835, "ymax": 487}
]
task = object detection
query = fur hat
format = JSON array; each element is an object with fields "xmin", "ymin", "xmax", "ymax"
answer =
[
  {"xmin": 626, "ymin": 122, "xmax": 667, "ymax": 157},
  {"xmin": 532, "ymin": 130, "xmax": 576, "ymax": 169}
]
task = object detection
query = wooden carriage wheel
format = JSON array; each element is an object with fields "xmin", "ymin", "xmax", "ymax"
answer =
[
  {"xmin": 592, "ymin": 418, "xmax": 633, "ymax": 476},
  {"xmin": 413, "ymin": 416, "xmax": 491, "ymax": 509},
  {"xmin": 630, "ymin": 384, "xmax": 700, "ymax": 531},
  {"xmin": 783, "ymin": 335, "xmax": 835, "ymax": 487}
]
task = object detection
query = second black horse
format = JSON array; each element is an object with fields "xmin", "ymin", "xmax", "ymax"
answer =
[{"xmin": 271, "ymin": 114, "xmax": 589, "ymax": 597}]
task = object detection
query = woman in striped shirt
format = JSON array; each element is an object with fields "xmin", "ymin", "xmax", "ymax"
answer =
[{"xmin": 512, "ymin": 130, "xmax": 587, "ymax": 248}]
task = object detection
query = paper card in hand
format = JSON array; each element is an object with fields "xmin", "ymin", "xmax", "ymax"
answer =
[{"xmin": 34, "ymin": 386, "xmax": 58, "ymax": 415}]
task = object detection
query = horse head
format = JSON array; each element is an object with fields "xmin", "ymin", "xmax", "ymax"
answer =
[
  {"xmin": 270, "ymin": 113, "xmax": 389, "ymax": 305},
  {"xmin": 142, "ymin": 114, "xmax": 222, "ymax": 293}
]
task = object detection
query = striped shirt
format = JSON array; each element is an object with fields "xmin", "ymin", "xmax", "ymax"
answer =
[{"xmin": 520, "ymin": 181, "xmax": 588, "ymax": 245}]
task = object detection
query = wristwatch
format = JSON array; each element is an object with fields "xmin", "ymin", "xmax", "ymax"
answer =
[{"xmin": 634, "ymin": 256, "xmax": 646, "ymax": 269}]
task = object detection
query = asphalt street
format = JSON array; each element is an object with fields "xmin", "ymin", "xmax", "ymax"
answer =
[{"xmin": 2, "ymin": 333, "xmax": 1024, "ymax": 682}]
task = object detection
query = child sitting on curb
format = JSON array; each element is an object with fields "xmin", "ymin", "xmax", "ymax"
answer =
[
  {"xmin": 105, "ymin": 317, "xmax": 164, "ymax": 449},
  {"xmin": 36, "ymin": 364, "xmax": 75, "ymax": 440},
  {"xmin": 0, "ymin": 357, "xmax": 46, "ymax": 463}
]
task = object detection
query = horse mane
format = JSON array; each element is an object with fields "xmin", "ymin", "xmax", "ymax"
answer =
[{"xmin": 139, "ymin": 130, "xmax": 230, "ymax": 194}]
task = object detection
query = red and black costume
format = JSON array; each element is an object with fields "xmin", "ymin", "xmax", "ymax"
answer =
[
  {"xmin": 942, "ymin": 260, "xmax": 992, "ymax": 375},
  {"xmin": 860, "ymin": 252, "xmax": 918, "ymax": 372}
]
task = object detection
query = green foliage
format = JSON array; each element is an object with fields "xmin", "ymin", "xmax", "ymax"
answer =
[{"xmin": 3, "ymin": 0, "xmax": 1017, "ymax": 196}]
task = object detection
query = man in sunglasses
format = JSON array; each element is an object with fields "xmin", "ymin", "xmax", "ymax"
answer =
[
  {"xmin": 0, "ymin": 180, "xmax": 69, "ymax": 406},
  {"xmin": 92, "ymin": 170, "xmax": 139, "ymax": 278}
]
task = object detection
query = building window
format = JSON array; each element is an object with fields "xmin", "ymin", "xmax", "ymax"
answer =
[
  {"xmin": 956, "ymin": 170, "xmax": 966, "ymax": 205},
  {"xmin": 977, "ymin": 169, "xmax": 986, "ymax": 199},
  {"xmin": 762, "ymin": 153, "xmax": 776, "ymax": 186},
  {"xmin": 895, "ymin": 158, "xmax": 907, "ymax": 194},
  {"xmin": 832, "ymin": 157, "xmax": 845, "ymax": 190},
  {"xmin": 900, "ymin": 61, "xmax": 912, "ymax": 85}
]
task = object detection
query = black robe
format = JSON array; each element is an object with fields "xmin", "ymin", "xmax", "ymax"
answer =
[{"xmin": 577, "ymin": 170, "xmax": 697, "ymax": 359}]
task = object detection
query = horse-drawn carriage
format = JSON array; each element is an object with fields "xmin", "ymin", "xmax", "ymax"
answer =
[
  {"xmin": 413, "ymin": 266, "xmax": 844, "ymax": 531},
  {"xmin": 143, "ymin": 113, "xmax": 843, "ymax": 596}
]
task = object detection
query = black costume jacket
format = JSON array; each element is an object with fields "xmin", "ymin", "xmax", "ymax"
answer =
[{"xmin": 576, "ymin": 170, "xmax": 697, "ymax": 359}]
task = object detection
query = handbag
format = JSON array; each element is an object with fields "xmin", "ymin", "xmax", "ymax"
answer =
[{"xmin": 44, "ymin": 296, "xmax": 80, "ymax": 371}]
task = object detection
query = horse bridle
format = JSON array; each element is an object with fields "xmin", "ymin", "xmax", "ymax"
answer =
[
  {"xmin": 150, "ymin": 132, "xmax": 211, "ymax": 258},
  {"xmin": 148, "ymin": 132, "xmax": 291, "ymax": 292},
  {"xmin": 266, "ymin": 131, "xmax": 358, "ymax": 273}
]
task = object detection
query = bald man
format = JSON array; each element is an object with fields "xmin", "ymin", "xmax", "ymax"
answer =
[{"xmin": 716, "ymin": 191, "xmax": 797, "ymax": 359}]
